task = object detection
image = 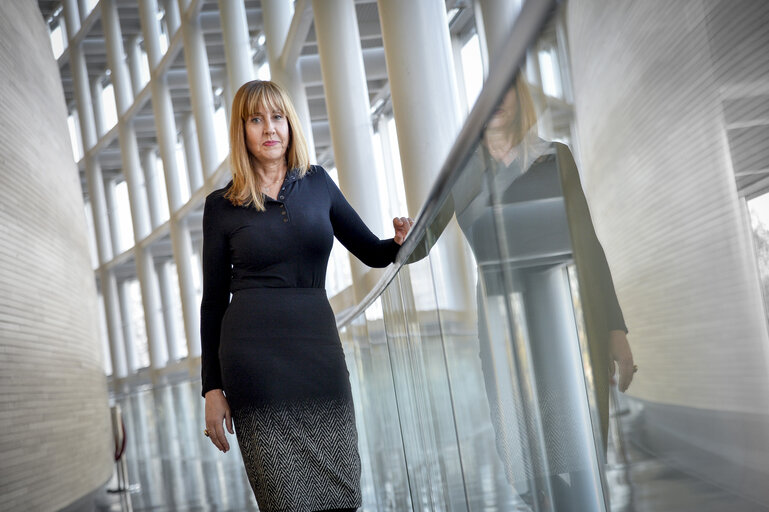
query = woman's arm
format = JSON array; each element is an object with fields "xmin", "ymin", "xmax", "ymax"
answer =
[
  {"xmin": 322, "ymin": 168, "xmax": 403, "ymax": 267},
  {"xmin": 200, "ymin": 194, "xmax": 232, "ymax": 397}
]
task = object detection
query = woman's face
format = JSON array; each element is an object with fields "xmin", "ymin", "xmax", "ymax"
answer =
[
  {"xmin": 244, "ymin": 104, "xmax": 291, "ymax": 165},
  {"xmin": 486, "ymin": 87, "xmax": 519, "ymax": 130}
]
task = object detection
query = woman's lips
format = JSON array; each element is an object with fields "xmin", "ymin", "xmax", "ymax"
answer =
[{"xmin": 264, "ymin": 141, "xmax": 279, "ymax": 146}]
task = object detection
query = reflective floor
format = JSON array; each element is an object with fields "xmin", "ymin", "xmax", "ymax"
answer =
[{"xmin": 85, "ymin": 379, "xmax": 769, "ymax": 512}]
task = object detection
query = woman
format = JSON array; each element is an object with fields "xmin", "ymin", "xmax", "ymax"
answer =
[{"xmin": 200, "ymin": 80, "xmax": 413, "ymax": 512}]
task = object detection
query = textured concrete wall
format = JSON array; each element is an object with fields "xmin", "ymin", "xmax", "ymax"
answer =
[
  {"xmin": 566, "ymin": 0, "xmax": 769, "ymax": 502},
  {"xmin": 0, "ymin": 2, "xmax": 114, "ymax": 510},
  {"xmin": 567, "ymin": 0, "xmax": 769, "ymax": 414}
]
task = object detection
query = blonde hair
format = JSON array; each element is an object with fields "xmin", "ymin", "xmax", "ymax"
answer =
[
  {"xmin": 224, "ymin": 80, "xmax": 311, "ymax": 211},
  {"xmin": 484, "ymin": 72, "xmax": 538, "ymax": 149}
]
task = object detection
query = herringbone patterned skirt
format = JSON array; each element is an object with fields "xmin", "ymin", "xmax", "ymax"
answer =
[
  {"xmin": 220, "ymin": 288, "xmax": 362, "ymax": 512},
  {"xmin": 233, "ymin": 399, "xmax": 362, "ymax": 511}
]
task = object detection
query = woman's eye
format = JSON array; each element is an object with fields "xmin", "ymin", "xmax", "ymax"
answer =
[
  {"xmin": 251, "ymin": 117, "xmax": 261, "ymax": 123},
  {"xmin": 273, "ymin": 114, "xmax": 283, "ymax": 120}
]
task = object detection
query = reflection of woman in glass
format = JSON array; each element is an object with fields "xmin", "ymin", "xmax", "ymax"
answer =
[{"xmin": 423, "ymin": 72, "xmax": 635, "ymax": 510}]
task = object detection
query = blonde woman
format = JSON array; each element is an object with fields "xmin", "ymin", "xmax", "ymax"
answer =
[{"xmin": 200, "ymin": 80, "xmax": 412, "ymax": 512}]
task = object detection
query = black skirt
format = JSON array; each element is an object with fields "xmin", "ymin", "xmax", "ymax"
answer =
[{"xmin": 220, "ymin": 287, "xmax": 362, "ymax": 512}]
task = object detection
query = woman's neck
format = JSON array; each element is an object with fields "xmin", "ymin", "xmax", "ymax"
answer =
[
  {"xmin": 255, "ymin": 159, "xmax": 288, "ymax": 185},
  {"xmin": 484, "ymin": 129, "xmax": 521, "ymax": 167}
]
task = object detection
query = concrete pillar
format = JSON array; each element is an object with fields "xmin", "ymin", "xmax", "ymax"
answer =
[
  {"xmin": 377, "ymin": 0, "xmax": 461, "ymax": 209},
  {"xmin": 127, "ymin": 35, "xmax": 144, "ymax": 97},
  {"xmin": 377, "ymin": 0, "xmax": 473, "ymax": 311},
  {"xmin": 104, "ymin": 178, "xmax": 124, "ymax": 256},
  {"xmin": 77, "ymin": 0, "xmax": 90, "ymax": 21},
  {"xmin": 311, "ymin": 0, "xmax": 386, "ymax": 300},
  {"xmin": 162, "ymin": 0, "xmax": 181, "ymax": 36},
  {"xmin": 139, "ymin": 248, "xmax": 169, "ymax": 369},
  {"xmin": 156, "ymin": 259, "xmax": 182, "ymax": 361},
  {"xmin": 102, "ymin": 272, "xmax": 128, "ymax": 378},
  {"xmin": 139, "ymin": 0, "xmax": 203, "ymax": 360},
  {"xmin": 63, "ymin": 0, "xmax": 132, "ymax": 381},
  {"xmin": 102, "ymin": 0, "xmax": 168, "ymax": 371},
  {"xmin": 91, "ymin": 78, "xmax": 106, "ymax": 138},
  {"xmin": 376, "ymin": 116, "xmax": 400, "ymax": 218},
  {"xmin": 177, "ymin": 0, "xmax": 219, "ymax": 176},
  {"xmin": 62, "ymin": 0, "xmax": 112, "ymax": 263},
  {"xmin": 476, "ymin": 0, "xmax": 522, "ymax": 66},
  {"xmin": 142, "ymin": 149, "xmax": 163, "ymax": 228},
  {"xmin": 218, "ymin": 0, "xmax": 254, "ymax": 101},
  {"xmin": 261, "ymin": 0, "xmax": 316, "ymax": 161},
  {"xmin": 118, "ymin": 278, "xmax": 140, "ymax": 373},
  {"xmin": 183, "ymin": 112, "xmax": 204, "ymax": 192}
]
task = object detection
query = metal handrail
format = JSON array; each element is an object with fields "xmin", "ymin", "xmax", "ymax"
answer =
[{"xmin": 336, "ymin": 0, "xmax": 558, "ymax": 328}]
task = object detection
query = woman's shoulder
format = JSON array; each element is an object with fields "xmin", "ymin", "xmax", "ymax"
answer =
[
  {"xmin": 205, "ymin": 181, "xmax": 234, "ymax": 208},
  {"xmin": 298, "ymin": 164, "xmax": 332, "ymax": 186}
]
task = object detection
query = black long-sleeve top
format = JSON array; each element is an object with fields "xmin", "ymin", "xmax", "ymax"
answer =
[{"xmin": 200, "ymin": 165, "xmax": 400, "ymax": 396}]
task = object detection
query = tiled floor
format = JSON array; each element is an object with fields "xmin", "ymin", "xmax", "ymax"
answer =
[{"xmin": 88, "ymin": 380, "xmax": 769, "ymax": 512}]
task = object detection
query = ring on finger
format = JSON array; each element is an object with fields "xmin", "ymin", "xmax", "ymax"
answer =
[{"xmin": 203, "ymin": 428, "xmax": 210, "ymax": 437}]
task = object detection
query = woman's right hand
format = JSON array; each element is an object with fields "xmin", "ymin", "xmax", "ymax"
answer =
[{"xmin": 205, "ymin": 389, "xmax": 234, "ymax": 452}]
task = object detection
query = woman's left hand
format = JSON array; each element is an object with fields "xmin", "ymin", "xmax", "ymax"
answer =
[
  {"xmin": 393, "ymin": 217, "xmax": 414, "ymax": 245},
  {"xmin": 609, "ymin": 330, "xmax": 635, "ymax": 392}
]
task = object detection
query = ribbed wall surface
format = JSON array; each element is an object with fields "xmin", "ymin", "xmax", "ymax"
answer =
[
  {"xmin": 567, "ymin": 0, "xmax": 769, "ymax": 414},
  {"xmin": 0, "ymin": 2, "xmax": 113, "ymax": 510}
]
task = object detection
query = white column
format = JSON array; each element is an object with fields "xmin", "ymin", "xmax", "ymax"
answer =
[
  {"xmin": 139, "ymin": 0, "xmax": 202, "ymax": 360},
  {"xmin": 311, "ymin": 0, "xmax": 387, "ymax": 300},
  {"xmin": 261, "ymin": 0, "xmax": 316, "ymax": 162},
  {"xmin": 139, "ymin": 249, "xmax": 169, "ymax": 369},
  {"xmin": 162, "ymin": 0, "xmax": 181, "ymax": 36},
  {"xmin": 102, "ymin": 0, "xmax": 168, "ymax": 372},
  {"xmin": 91, "ymin": 78, "xmax": 106, "ymax": 138},
  {"xmin": 476, "ymin": 0, "xmax": 522, "ymax": 65},
  {"xmin": 377, "ymin": 0, "xmax": 473, "ymax": 311},
  {"xmin": 177, "ymin": 0, "xmax": 219, "ymax": 176},
  {"xmin": 377, "ymin": 0, "xmax": 461, "ymax": 209},
  {"xmin": 218, "ymin": 0, "xmax": 254, "ymax": 101},
  {"xmin": 77, "ymin": 0, "xmax": 90, "ymax": 21},
  {"xmin": 183, "ymin": 112, "xmax": 204, "ymax": 192},
  {"xmin": 156, "ymin": 259, "xmax": 182, "ymax": 361},
  {"xmin": 104, "ymin": 178, "xmax": 123, "ymax": 256},
  {"xmin": 63, "ymin": 0, "xmax": 112, "ymax": 263},
  {"xmin": 118, "ymin": 278, "xmax": 140, "ymax": 373},
  {"xmin": 127, "ymin": 35, "xmax": 144, "ymax": 97},
  {"xmin": 102, "ymin": 273, "xmax": 128, "ymax": 378},
  {"xmin": 63, "ymin": 0, "xmax": 130, "ymax": 381},
  {"xmin": 142, "ymin": 149, "xmax": 163, "ymax": 228}
]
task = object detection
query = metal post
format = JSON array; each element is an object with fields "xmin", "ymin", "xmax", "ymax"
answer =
[
  {"xmin": 218, "ymin": 0, "xmax": 254, "ymax": 101},
  {"xmin": 102, "ymin": 0, "xmax": 168, "ymax": 372},
  {"xmin": 311, "ymin": 0, "xmax": 387, "ymax": 301},
  {"xmin": 261, "ymin": 0, "xmax": 316, "ymax": 162},
  {"xmin": 177, "ymin": 0, "xmax": 219, "ymax": 176},
  {"xmin": 139, "ymin": 0, "xmax": 203, "ymax": 361}
]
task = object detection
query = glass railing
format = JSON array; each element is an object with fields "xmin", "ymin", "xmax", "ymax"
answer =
[{"xmin": 336, "ymin": 0, "xmax": 769, "ymax": 511}]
